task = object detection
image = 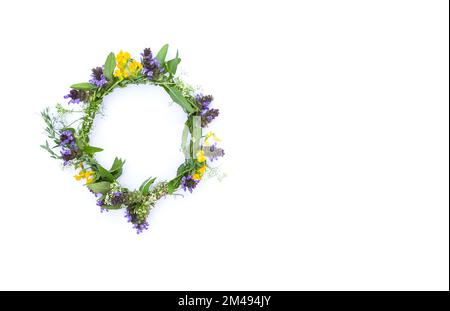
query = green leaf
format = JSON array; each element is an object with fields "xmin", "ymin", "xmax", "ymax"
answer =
[
  {"xmin": 70, "ymin": 83, "xmax": 97, "ymax": 90},
  {"xmin": 166, "ymin": 51, "xmax": 181, "ymax": 75},
  {"xmin": 176, "ymin": 163, "xmax": 188, "ymax": 176},
  {"xmin": 41, "ymin": 140, "xmax": 59, "ymax": 158},
  {"xmin": 110, "ymin": 157, "xmax": 125, "ymax": 172},
  {"xmin": 156, "ymin": 44, "xmax": 169, "ymax": 64},
  {"xmin": 139, "ymin": 177, "xmax": 152, "ymax": 192},
  {"xmin": 97, "ymin": 165, "xmax": 115, "ymax": 182},
  {"xmin": 103, "ymin": 52, "xmax": 116, "ymax": 80},
  {"xmin": 181, "ymin": 124, "xmax": 190, "ymax": 158},
  {"xmin": 87, "ymin": 181, "xmax": 111, "ymax": 194},
  {"xmin": 167, "ymin": 176, "xmax": 182, "ymax": 194},
  {"xmin": 176, "ymin": 159, "xmax": 196, "ymax": 176},
  {"xmin": 102, "ymin": 205, "xmax": 123, "ymax": 210},
  {"xmin": 192, "ymin": 115, "xmax": 202, "ymax": 153},
  {"xmin": 109, "ymin": 157, "xmax": 125, "ymax": 178},
  {"xmin": 139, "ymin": 177, "xmax": 157, "ymax": 195},
  {"xmin": 163, "ymin": 85, "xmax": 196, "ymax": 113},
  {"xmin": 83, "ymin": 145, "xmax": 104, "ymax": 155}
]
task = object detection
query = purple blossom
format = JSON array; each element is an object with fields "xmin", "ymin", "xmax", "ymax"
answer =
[
  {"xmin": 205, "ymin": 144, "xmax": 225, "ymax": 161},
  {"xmin": 98, "ymin": 199, "xmax": 108, "ymax": 213},
  {"xmin": 60, "ymin": 148, "xmax": 78, "ymax": 166},
  {"xmin": 125, "ymin": 209, "xmax": 149, "ymax": 234},
  {"xmin": 141, "ymin": 48, "xmax": 164, "ymax": 80},
  {"xmin": 58, "ymin": 129, "xmax": 80, "ymax": 165},
  {"xmin": 134, "ymin": 221, "xmax": 149, "ymax": 234},
  {"xmin": 195, "ymin": 94, "xmax": 214, "ymax": 112},
  {"xmin": 111, "ymin": 192, "xmax": 125, "ymax": 206},
  {"xmin": 59, "ymin": 130, "xmax": 74, "ymax": 145},
  {"xmin": 89, "ymin": 67, "xmax": 107, "ymax": 87},
  {"xmin": 181, "ymin": 175, "xmax": 199, "ymax": 193},
  {"xmin": 201, "ymin": 108, "xmax": 219, "ymax": 127},
  {"xmin": 194, "ymin": 94, "xmax": 218, "ymax": 127},
  {"xmin": 64, "ymin": 89, "xmax": 88, "ymax": 104}
]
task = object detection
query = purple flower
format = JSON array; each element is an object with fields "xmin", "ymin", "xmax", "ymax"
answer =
[
  {"xmin": 201, "ymin": 108, "xmax": 219, "ymax": 127},
  {"xmin": 111, "ymin": 192, "xmax": 125, "ymax": 206},
  {"xmin": 59, "ymin": 130, "xmax": 74, "ymax": 145},
  {"xmin": 97, "ymin": 200, "xmax": 109, "ymax": 213},
  {"xmin": 58, "ymin": 130, "xmax": 80, "ymax": 165},
  {"xmin": 194, "ymin": 93, "xmax": 219, "ymax": 127},
  {"xmin": 205, "ymin": 144, "xmax": 225, "ymax": 161},
  {"xmin": 134, "ymin": 221, "xmax": 149, "ymax": 234},
  {"xmin": 181, "ymin": 175, "xmax": 199, "ymax": 193},
  {"xmin": 125, "ymin": 208, "xmax": 149, "ymax": 234},
  {"xmin": 141, "ymin": 48, "xmax": 164, "ymax": 80},
  {"xmin": 89, "ymin": 67, "xmax": 107, "ymax": 87},
  {"xmin": 60, "ymin": 148, "xmax": 78, "ymax": 166},
  {"xmin": 64, "ymin": 89, "xmax": 88, "ymax": 104},
  {"xmin": 195, "ymin": 94, "xmax": 214, "ymax": 112}
]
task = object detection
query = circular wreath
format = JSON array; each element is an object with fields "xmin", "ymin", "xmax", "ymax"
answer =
[{"xmin": 41, "ymin": 45, "xmax": 224, "ymax": 233}]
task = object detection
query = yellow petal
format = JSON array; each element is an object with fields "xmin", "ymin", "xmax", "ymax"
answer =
[
  {"xmin": 114, "ymin": 69, "xmax": 122, "ymax": 78},
  {"xmin": 196, "ymin": 150, "xmax": 206, "ymax": 163},
  {"xmin": 192, "ymin": 174, "xmax": 201, "ymax": 181},
  {"xmin": 198, "ymin": 164, "xmax": 207, "ymax": 175},
  {"xmin": 204, "ymin": 132, "xmax": 221, "ymax": 146}
]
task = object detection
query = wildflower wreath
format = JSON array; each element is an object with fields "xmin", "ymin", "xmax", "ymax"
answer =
[{"xmin": 41, "ymin": 45, "xmax": 224, "ymax": 233}]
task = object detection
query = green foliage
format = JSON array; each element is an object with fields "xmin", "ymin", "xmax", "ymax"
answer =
[
  {"xmin": 40, "ymin": 140, "xmax": 59, "ymax": 159},
  {"xmin": 163, "ymin": 85, "xmax": 197, "ymax": 113},
  {"xmin": 156, "ymin": 44, "xmax": 169, "ymax": 65},
  {"xmin": 167, "ymin": 177, "xmax": 182, "ymax": 194},
  {"xmin": 83, "ymin": 145, "xmax": 104, "ymax": 155},
  {"xmin": 42, "ymin": 46, "xmax": 215, "ymax": 200},
  {"xmin": 109, "ymin": 157, "xmax": 125, "ymax": 179},
  {"xmin": 192, "ymin": 115, "xmax": 202, "ymax": 153},
  {"xmin": 70, "ymin": 82, "xmax": 97, "ymax": 90},
  {"xmin": 139, "ymin": 177, "xmax": 157, "ymax": 195},
  {"xmin": 96, "ymin": 164, "xmax": 116, "ymax": 182},
  {"xmin": 104, "ymin": 52, "xmax": 116, "ymax": 80},
  {"xmin": 181, "ymin": 124, "xmax": 190, "ymax": 158},
  {"xmin": 41, "ymin": 108, "xmax": 59, "ymax": 142},
  {"xmin": 87, "ymin": 181, "xmax": 111, "ymax": 194},
  {"xmin": 102, "ymin": 205, "xmax": 123, "ymax": 210},
  {"xmin": 176, "ymin": 160, "xmax": 195, "ymax": 176},
  {"xmin": 166, "ymin": 51, "xmax": 181, "ymax": 75}
]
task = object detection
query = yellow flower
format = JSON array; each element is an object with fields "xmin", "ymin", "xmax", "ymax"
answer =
[
  {"xmin": 114, "ymin": 50, "xmax": 134, "ymax": 79},
  {"xmin": 192, "ymin": 164, "xmax": 207, "ymax": 181},
  {"xmin": 116, "ymin": 50, "xmax": 131, "ymax": 67},
  {"xmin": 196, "ymin": 150, "xmax": 206, "ymax": 163},
  {"xmin": 204, "ymin": 132, "xmax": 221, "ymax": 146},
  {"xmin": 198, "ymin": 164, "xmax": 207, "ymax": 175},
  {"xmin": 129, "ymin": 60, "xmax": 142, "ymax": 77},
  {"xmin": 114, "ymin": 68, "xmax": 123, "ymax": 78},
  {"xmin": 74, "ymin": 169, "xmax": 95, "ymax": 185}
]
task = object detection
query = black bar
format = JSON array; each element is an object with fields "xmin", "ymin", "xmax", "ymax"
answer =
[{"xmin": 0, "ymin": 291, "xmax": 448, "ymax": 309}]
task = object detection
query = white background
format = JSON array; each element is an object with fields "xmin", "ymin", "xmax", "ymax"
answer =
[{"xmin": 0, "ymin": 0, "xmax": 448, "ymax": 290}]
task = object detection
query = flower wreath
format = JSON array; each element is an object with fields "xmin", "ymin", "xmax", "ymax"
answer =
[{"xmin": 41, "ymin": 45, "xmax": 225, "ymax": 233}]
